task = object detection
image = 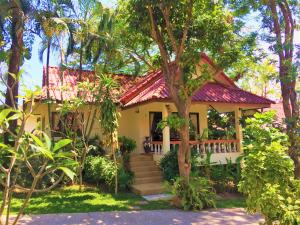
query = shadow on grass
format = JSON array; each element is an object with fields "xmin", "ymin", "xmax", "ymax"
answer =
[{"xmin": 10, "ymin": 187, "xmax": 173, "ymax": 215}]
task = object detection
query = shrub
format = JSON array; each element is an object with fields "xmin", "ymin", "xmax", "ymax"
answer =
[
  {"xmin": 118, "ymin": 136, "xmax": 136, "ymax": 170},
  {"xmin": 119, "ymin": 136, "xmax": 136, "ymax": 155},
  {"xmin": 118, "ymin": 167, "xmax": 134, "ymax": 191},
  {"xmin": 172, "ymin": 176, "xmax": 216, "ymax": 211},
  {"xmin": 84, "ymin": 156, "xmax": 116, "ymax": 188},
  {"xmin": 160, "ymin": 145, "xmax": 200, "ymax": 182},
  {"xmin": 87, "ymin": 136, "xmax": 106, "ymax": 156},
  {"xmin": 239, "ymin": 112, "xmax": 300, "ymax": 224},
  {"xmin": 198, "ymin": 153, "xmax": 242, "ymax": 193},
  {"xmin": 84, "ymin": 156, "xmax": 133, "ymax": 191}
]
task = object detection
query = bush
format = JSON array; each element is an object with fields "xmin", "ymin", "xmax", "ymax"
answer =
[
  {"xmin": 172, "ymin": 176, "xmax": 216, "ymax": 211},
  {"xmin": 239, "ymin": 112, "xmax": 300, "ymax": 224},
  {"xmin": 160, "ymin": 145, "xmax": 200, "ymax": 182},
  {"xmin": 198, "ymin": 153, "xmax": 242, "ymax": 193},
  {"xmin": 84, "ymin": 156, "xmax": 133, "ymax": 191},
  {"xmin": 87, "ymin": 137, "xmax": 106, "ymax": 156},
  {"xmin": 118, "ymin": 136, "xmax": 136, "ymax": 170},
  {"xmin": 119, "ymin": 136, "xmax": 136, "ymax": 155}
]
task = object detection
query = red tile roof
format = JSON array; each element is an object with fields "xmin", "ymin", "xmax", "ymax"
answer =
[
  {"xmin": 41, "ymin": 66, "xmax": 144, "ymax": 102},
  {"xmin": 120, "ymin": 71, "xmax": 274, "ymax": 107},
  {"xmin": 41, "ymin": 55, "xmax": 274, "ymax": 108}
]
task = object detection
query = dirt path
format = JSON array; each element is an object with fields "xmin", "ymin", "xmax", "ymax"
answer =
[{"xmin": 17, "ymin": 208, "xmax": 263, "ymax": 225}]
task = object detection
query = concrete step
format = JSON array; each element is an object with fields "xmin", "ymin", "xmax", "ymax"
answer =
[
  {"xmin": 131, "ymin": 182, "xmax": 165, "ymax": 195},
  {"xmin": 129, "ymin": 160, "xmax": 156, "ymax": 167},
  {"xmin": 130, "ymin": 163, "xmax": 159, "ymax": 172},
  {"xmin": 130, "ymin": 154, "xmax": 153, "ymax": 160},
  {"xmin": 134, "ymin": 170, "xmax": 162, "ymax": 178},
  {"xmin": 134, "ymin": 176, "xmax": 163, "ymax": 185}
]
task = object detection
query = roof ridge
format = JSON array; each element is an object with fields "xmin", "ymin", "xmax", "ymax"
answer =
[{"xmin": 120, "ymin": 69, "xmax": 163, "ymax": 104}]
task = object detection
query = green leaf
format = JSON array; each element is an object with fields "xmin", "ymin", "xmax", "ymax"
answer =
[
  {"xmin": 29, "ymin": 133, "xmax": 44, "ymax": 147},
  {"xmin": 53, "ymin": 139, "xmax": 72, "ymax": 152},
  {"xmin": 43, "ymin": 133, "xmax": 51, "ymax": 150},
  {"xmin": 7, "ymin": 112, "xmax": 21, "ymax": 121},
  {"xmin": 37, "ymin": 147, "xmax": 54, "ymax": 160},
  {"xmin": 0, "ymin": 109, "xmax": 12, "ymax": 124},
  {"xmin": 58, "ymin": 167, "xmax": 76, "ymax": 180}
]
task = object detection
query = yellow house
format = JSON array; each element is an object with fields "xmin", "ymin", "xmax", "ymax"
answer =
[{"xmin": 26, "ymin": 54, "xmax": 273, "ymax": 194}]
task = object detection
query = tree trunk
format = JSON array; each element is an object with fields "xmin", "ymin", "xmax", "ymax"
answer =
[
  {"xmin": 279, "ymin": 64, "xmax": 300, "ymax": 178},
  {"xmin": 4, "ymin": 1, "xmax": 24, "ymax": 143},
  {"xmin": 46, "ymin": 40, "xmax": 52, "ymax": 136},
  {"xmin": 177, "ymin": 103, "xmax": 191, "ymax": 182}
]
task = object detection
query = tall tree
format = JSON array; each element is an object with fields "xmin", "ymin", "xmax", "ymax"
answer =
[
  {"xmin": 228, "ymin": 0, "xmax": 300, "ymax": 177},
  {"xmin": 122, "ymin": 0, "xmax": 256, "ymax": 181},
  {"xmin": 0, "ymin": 0, "xmax": 32, "ymax": 138},
  {"xmin": 35, "ymin": 0, "xmax": 75, "ymax": 134}
]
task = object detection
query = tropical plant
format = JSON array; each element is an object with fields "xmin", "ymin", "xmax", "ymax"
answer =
[
  {"xmin": 172, "ymin": 176, "xmax": 216, "ymax": 211},
  {"xmin": 56, "ymin": 80, "xmax": 98, "ymax": 189},
  {"xmin": 0, "ymin": 76, "xmax": 76, "ymax": 225},
  {"xmin": 118, "ymin": 136, "xmax": 136, "ymax": 170},
  {"xmin": 35, "ymin": 0, "xmax": 76, "ymax": 133},
  {"xmin": 160, "ymin": 145, "xmax": 200, "ymax": 182},
  {"xmin": 239, "ymin": 111, "xmax": 300, "ymax": 224},
  {"xmin": 84, "ymin": 155, "xmax": 133, "ymax": 191},
  {"xmin": 0, "ymin": 0, "xmax": 33, "ymax": 139}
]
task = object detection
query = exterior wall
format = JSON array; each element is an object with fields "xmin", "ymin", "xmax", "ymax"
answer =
[
  {"xmin": 24, "ymin": 103, "xmax": 103, "ymax": 141},
  {"xmin": 26, "ymin": 101, "xmax": 244, "ymax": 165},
  {"xmin": 119, "ymin": 102, "xmax": 210, "ymax": 153}
]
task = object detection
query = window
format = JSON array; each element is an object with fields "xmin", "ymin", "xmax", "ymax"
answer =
[
  {"xmin": 52, "ymin": 112, "xmax": 83, "ymax": 136},
  {"xmin": 169, "ymin": 112, "xmax": 200, "ymax": 141}
]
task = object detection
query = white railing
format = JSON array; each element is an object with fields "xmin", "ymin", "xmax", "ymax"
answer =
[
  {"xmin": 189, "ymin": 140, "xmax": 240, "ymax": 154},
  {"xmin": 150, "ymin": 139, "xmax": 240, "ymax": 155},
  {"xmin": 150, "ymin": 141, "xmax": 164, "ymax": 154}
]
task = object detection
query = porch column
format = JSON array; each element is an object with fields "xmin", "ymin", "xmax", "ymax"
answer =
[
  {"xmin": 162, "ymin": 104, "xmax": 170, "ymax": 153},
  {"xmin": 234, "ymin": 108, "xmax": 243, "ymax": 152}
]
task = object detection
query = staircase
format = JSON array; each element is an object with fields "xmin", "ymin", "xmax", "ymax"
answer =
[{"xmin": 130, "ymin": 154, "xmax": 165, "ymax": 195}]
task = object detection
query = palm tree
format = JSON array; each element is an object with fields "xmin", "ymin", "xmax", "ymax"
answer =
[
  {"xmin": 0, "ymin": 0, "xmax": 31, "ymax": 141},
  {"xmin": 71, "ymin": 0, "xmax": 115, "ymax": 79},
  {"xmin": 35, "ymin": 0, "xmax": 75, "ymax": 134}
]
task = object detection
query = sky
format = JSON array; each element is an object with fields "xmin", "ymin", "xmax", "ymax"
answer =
[{"xmin": 17, "ymin": 1, "xmax": 300, "ymax": 91}]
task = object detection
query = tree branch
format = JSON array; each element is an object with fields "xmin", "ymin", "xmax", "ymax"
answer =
[
  {"xmin": 160, "ymin": 4, "xmax": 178, "ymax": 53},
  {"xmin": 278, "ymin": 2, "xmax": 291, "ymax": 59},
  {"xmin": 176, "ymin": 0, "xmax": 193, "ymax": 62},
  {"xmin": 147, "ymin": 5, "xmax": 170, "ymax": 69},
  {"xmin": 268, "ymin": 0, "xmax": 284, "ymax": 60}
]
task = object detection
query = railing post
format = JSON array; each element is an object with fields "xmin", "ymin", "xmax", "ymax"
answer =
[
  {"xmin": 162, "ymin": 105, "xmax": 170, "ymax": 154},
  {"xmin": 235, "ymin": 108, "xmax": 243, "ymax": 152}
]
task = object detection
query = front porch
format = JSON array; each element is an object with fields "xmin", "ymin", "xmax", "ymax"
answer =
[{"xmin": 119, "ymin": 101, "xmax": 246, "ymax": 165}]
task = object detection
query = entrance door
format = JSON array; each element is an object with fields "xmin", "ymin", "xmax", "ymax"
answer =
[{"xmin": 149, "ymin": 112, "xmax": 163, "ymax": 141}]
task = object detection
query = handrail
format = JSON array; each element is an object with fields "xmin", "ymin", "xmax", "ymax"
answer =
[
  {"xmin": 150, "ymin": 139, "xmax": 240, "ymax": 155},
  {"xmin": 151, "ymin": 139, "xmax": 239, "ymax": 144}
]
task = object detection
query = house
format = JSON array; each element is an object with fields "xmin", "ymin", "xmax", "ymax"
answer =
[{"xmin": 26, "ymin": 54, "xmax": 274, "ymax": 195}]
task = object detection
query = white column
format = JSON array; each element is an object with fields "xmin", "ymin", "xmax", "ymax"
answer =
[
  {"xmin": 199, "ymin": 105, "xmax": 208, "ymax": 138},
  {"xmin": 162, "ymin": 104, "xmax": 170, "ymax": 153},
  {"xmin": 234, "ymin": 107, "xmax": 243, "ymax": 152}
]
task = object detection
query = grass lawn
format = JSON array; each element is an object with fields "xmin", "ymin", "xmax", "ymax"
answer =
[
  {"xmin": 8, "ymin": 185, "xmax": 173, "ymax": 215},
  {"xmin": 216, "ymin": 197, "xmax": 246, "ymax": 208},
  {"xmin": 5, "ymin": 186, "xmax": 246, "ymax": 215}
]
